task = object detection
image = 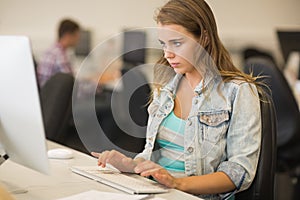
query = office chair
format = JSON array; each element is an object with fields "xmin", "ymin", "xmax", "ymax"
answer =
[
  {"xmin": 235, "ymin": 90, "xmax": 277, "ymax": 200},
  {"xmin": 243, "ymin": 57, "xmax": 300, "ymax": 171},
  {"xmin": 40, "ymin": 73, "xmax": 89, "ymax": 153},
  {"xmin": 94, "ymin": 67, "xmax": 150, "ymax": 156},
  {"xmin": 40, "ymin": 73, "xmax": 75, "ymax": 144},
  {"xmin": 108, "ymin": 68, "xmax": 150, "ymax": 154},
  {"xmin": 243, "ymin": 56, "xmax": 300, "ymax": 200}
]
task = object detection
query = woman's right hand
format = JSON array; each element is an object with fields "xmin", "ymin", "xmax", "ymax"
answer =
[{"xmin": 91, "ymin": 150, "xmax": 141, "ymax": 173}]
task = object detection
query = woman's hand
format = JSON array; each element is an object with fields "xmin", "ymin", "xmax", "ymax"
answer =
[
  {"xmin": 91, "ymin": 150, "xmax": 139, "ymax": 173},
  {"xmin": 139, "ymin": 168, "xmax": 178, "ymax": 188},
  {"xmin": 134, "ymin": 160, "xmax": 177, "ymax": 188}
]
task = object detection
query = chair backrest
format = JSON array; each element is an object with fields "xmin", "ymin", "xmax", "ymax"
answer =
[
  {"xmin": 109, "ymin": 68, "xmax": 150, "ymax": 154},
  {"xmin": 243, "ymin": 57, "xmax": 300, "ymax": 171},
  {"xmin": 40, "ymin": 73, "xmax": 74, "ymax": 143},
  {"xmin": 90, "ymin": 68, "xmax": 150, "ymax": 156},
  {"xmin": 236, "ymin": 91, "xmax": 277, "ymax": 200}
]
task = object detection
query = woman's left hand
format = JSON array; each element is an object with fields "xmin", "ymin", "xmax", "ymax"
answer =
[{"xmin": 134, "ymin": 161, "xmax": 177, "ymax": 188}]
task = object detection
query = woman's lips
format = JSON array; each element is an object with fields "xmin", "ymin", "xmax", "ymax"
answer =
[{"xmin": 170, "ymin": 63, "xmax": 180, "ymax": 68}]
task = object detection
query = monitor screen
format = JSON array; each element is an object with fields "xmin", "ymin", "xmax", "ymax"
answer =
[
  {"xmin": 0, "ymin": 36, "xmax": 50, "ymax": 175},
  {"xmin": 277, "ymin": 30, "xmax": 300, "ymax": 62},
  {"xmin": 122, "ymin": 30, "xmax": 146, "ymax": 65},
  {"xmin": 75, "ymin": 29, "xmax": 92, "ymax": 57}
]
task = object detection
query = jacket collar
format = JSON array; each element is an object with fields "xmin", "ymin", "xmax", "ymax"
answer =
[{"xmin": 162, "ymin": 72, "xmax": 219, "ymax": 96}]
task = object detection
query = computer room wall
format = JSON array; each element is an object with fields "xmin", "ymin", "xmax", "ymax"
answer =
[{"xmin": 0, "ymin": 0, "xmax": 299, "ymax": 69}]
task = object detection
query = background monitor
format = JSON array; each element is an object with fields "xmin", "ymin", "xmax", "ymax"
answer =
[
  {"xmin": 277, "ymin": 30, "xmax": 300, "ymax": 62},
  {"xmin": 75, "ymin": 29, "xmax": 92, "ymax": 57},
  {"xmin": 0, "ymin": 36, "xmax": 50, "ymax": 175},
  {"xmin": 122, "ymin": 30, "xmax": 146, "ymax": 66}
]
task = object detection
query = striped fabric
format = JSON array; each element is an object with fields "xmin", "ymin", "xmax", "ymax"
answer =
[{"xmin": 157, "ymin": 111, "xmax": 186, "ymax": 172}]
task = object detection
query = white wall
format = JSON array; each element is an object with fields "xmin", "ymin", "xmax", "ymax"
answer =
[
  {"xmin": 0, "ymin": 0, "xmax": 167, "ymax": 60},
  {"xmin": 1, "ymin": 0, "xmax": 299, "ymax": 67},
  {"xmin": 207, "ymin": 0, "xmax": 300, "ymax": 66}
]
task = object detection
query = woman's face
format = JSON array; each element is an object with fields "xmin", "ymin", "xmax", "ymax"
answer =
[{"xmin": 157, "ymin": 23, "xmax": 200, "ymax": 75}]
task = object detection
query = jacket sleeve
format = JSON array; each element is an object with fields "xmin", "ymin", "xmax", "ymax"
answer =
[{"xmin": 217, "ymin": 82, "xmax": 261, "ymax": 192}]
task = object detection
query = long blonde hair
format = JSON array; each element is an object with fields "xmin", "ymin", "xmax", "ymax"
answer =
[{"xmin": 153, "ymin": 0, "xmax": 260, "ymax": 92}]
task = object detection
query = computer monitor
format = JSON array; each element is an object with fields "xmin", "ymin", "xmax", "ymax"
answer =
[
  {"xmin": 75, "ymin": 29, "xmax": 92, "ymax": 57},
  {"xmin": 0, "ymin": 36, "xmax": 50, "ymax": 175},
  {"xmin": 277, "ymin": 30, "xmax": 300, "ymax": 62},
  {"xmin": 122, "ymin": 30, "xmax": 146, "ymax": 66}
]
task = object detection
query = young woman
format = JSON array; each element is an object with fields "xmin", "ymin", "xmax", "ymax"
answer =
[{"xmin": 92, "ymin": 0, "xmax": 261, "ymax": 199}]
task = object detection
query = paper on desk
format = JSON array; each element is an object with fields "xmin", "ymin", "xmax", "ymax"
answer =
[{"xmin": 56, "ymin": 190, "xmax": 150, "ymax": 200}]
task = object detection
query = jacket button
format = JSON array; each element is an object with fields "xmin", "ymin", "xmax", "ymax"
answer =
[
  {"xmin": 187, "ymin": 147, "xmax": 194, "ymax": 153},
  {"xmin": 194, "ymin": 99, "xmax": 198, "ymax": 104}
]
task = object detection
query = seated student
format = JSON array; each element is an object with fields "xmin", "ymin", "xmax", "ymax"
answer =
[
  {"xmin": 37, "ymin": 19, "xmax": 80, "ymax": 87},
  {"xmin": 92, "ymin": 0, "xmax": 262, "ymax": 199}
]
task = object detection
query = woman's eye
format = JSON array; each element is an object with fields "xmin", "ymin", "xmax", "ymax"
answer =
[{"xmin": 173, "ymin": 41, "xmax": 181, "ymax": 47}]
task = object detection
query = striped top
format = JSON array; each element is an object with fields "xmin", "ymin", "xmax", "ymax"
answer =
[{"xmin": 157, "ymin": 111, "xmax": 186, "ymax": 172}]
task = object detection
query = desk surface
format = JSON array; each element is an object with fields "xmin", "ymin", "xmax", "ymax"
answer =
[{"xmin": 0, "ymin": 141, "xmax": 201, "ymax": 200}]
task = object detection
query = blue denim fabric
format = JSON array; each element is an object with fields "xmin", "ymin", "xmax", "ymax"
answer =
[{"xmin": 135, "ymin": 73, "xmax": 261, "ymax": 200}]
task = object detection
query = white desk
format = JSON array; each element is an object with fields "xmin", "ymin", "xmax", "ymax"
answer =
[{"xmin": 0, "ymin": 141, "xmax": 201, "ymax": 200}]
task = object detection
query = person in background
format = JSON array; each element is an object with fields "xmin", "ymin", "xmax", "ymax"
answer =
[
  {"xmin": 92, "ymin": 0, "xmax": 262, "ymax": 199},
  {"xmin": 37, "ymin": 19, "xmax": 80, "ymax": 87}
]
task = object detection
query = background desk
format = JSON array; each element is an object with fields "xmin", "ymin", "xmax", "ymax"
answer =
[{"xmin": 0, "ymin": 141, "xmax": 201, "ymax": 200}]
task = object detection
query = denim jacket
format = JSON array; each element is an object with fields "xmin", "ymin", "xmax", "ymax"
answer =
[{"xmin": 135, "ymin": 73, "xmax": 261, "ymax": 200}]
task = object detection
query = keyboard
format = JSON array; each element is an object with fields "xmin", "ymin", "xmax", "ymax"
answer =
[{"xmin": 71, "ymin": 166, "xmax": 169, "ymax": 194}]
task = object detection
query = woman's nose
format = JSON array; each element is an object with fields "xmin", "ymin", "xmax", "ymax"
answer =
[{"xmin": 164, "ymin": 49, "xmax": 175, "ymax": 59}]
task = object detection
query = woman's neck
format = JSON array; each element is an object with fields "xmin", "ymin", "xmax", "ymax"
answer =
[{"xmin": 184, "ymin": 71, "xmax": 202, "ymax": 90}]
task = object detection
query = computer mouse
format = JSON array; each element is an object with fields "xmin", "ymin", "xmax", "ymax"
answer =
[{"xmin": 47, "ymin": 148, "xmax": 73, "ymax": 159}]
